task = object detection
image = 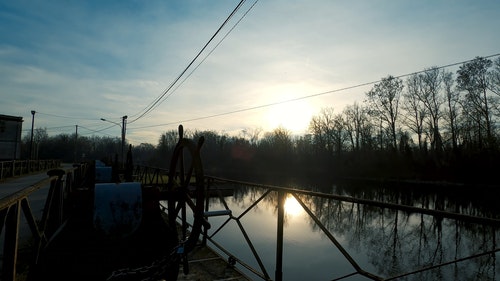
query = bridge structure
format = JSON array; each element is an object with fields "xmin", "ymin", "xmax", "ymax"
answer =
[{"xmin": 0, "ymin": 125, "xmax": 248, "ymax": 281}]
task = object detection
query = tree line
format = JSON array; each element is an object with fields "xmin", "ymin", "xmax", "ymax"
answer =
[{"xmin": 22, "ymin": 56, "xmax": 500, "ymax": 186}]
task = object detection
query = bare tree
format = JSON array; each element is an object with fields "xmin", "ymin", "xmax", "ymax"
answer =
[
  {"xmin": 457, "ymin": 57, "xmax": 495, "ymax": 148},
  {"xmin": 489, "ymin": 57, "xmax": 500, "ymax": 97},
  {"xmin": 402, "ymin": 74, "xmax": 427, "ymax": 151},
  {"xmin": 33, "ymin": 127, "xmax": 49, "ymax": 160},
  {"xmin": 442, "ymin": 70, "xmax": 460, "ymax": 151},
  {"xmin": 309, "ymin": 107, "xmax": 335, "ymax": 155},
  {"xmin": 331, "ymin": 113, "xmax": 347, "ymax": 156},
  {"xmin": 366, "ymin": 75, "xmax": 403, "ymax": 150},
  {"xmin": 343, "ymin": 102, "xmax": 370, "ymax": 151},
  {"xmin": 309, "ymin": 107, "xmax": 347, "ymax": 156},
  {"xmin": 419, "ymin": 67, "xmax": 445, "ymax": 153}
]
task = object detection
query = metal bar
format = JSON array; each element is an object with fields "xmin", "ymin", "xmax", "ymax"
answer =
[
  {"xmin": 206, "ymin": 235, "xmax": 270, "ymax": 280},
  {"xmin": 0, "ymin": 176, "xmax": 55, "ymax": 209},
  {"xmin": 3, "ymin": 203, "xmax": 20, "ymax": 281},
  {"xmin": 0, "ymin": 207, "xmax": 8, "ymax": 234},
  {"xmin": 237, "ymin": 189, "xmax": 272, "ymax": 220},
  {"xmin": 20, "ymin": 198, "xmax": 42, "ymax": 241},
  {"xmin": 207, "ymin": 176, "xmax": 500, "ymax": 226},
  {"xmin": 204, "ymin": 210, "xmax": 232, "ymax": 217},
  {"xmin": 292, "ymin": 193, "xmax": 384, "ymax": 281},
  {"xmin": 207, "ymin": 216, "xmax": 232, "ymax": 239},
  {"xmin": 385, "ymin": 248, "xmax": 500, "ymax": 281},
  {"xmin": 39, "ymin": 177, "xmax": 58, "ymax": 235},
  {"xmin": 20, "ymin": 198, "xmax": 46, "ymax": 265},
  {"xmin": 203, "ymin": 178, "xmax": 211, "ymax": 246},
  {"xmin": 235, "ymin": 218, "xmax": 271, "ymax": 280},
  {"xmin": 330, "ymin": 271, "xmax": 359, "ymax": 281},
  {"xmin": 182, "ymin": 199, "xmax": 187, "ymax": 240},
  {"xmin": 275, "ymin": 191, "xmax": 284, "ymax": 281}
]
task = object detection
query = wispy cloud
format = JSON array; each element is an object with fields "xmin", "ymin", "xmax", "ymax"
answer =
[{"xmin": 1, "ymin": 0, "xmax": 499, "ymax": 144}]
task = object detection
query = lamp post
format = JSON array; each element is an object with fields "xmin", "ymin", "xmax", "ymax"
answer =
[{"xmin": 100, "ymin": 115, "xmax": 127, "ymax": 167}]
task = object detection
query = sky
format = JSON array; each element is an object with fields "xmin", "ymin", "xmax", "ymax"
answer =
[{"xmin": 1, "ymin": 0, "xmax": 499, "ymax": 145}]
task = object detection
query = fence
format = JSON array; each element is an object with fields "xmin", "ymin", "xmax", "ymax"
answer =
[
  {"xmin": 201, "ymin": 176, "xmax": 500, "ymax": 281},
  {"xmin": 105, "ymin": 165, "xmax": 500, "ymax": 280},
  {"xmin": 0, "ymin": 160, "xmax": 61, "ymax": 181},
  {"xmin": 0, "ymin": 163, "xmax": 87, "ymax": 281}
]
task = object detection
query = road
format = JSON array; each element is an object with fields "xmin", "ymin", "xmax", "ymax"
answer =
[{"xmin": 0, "ymin": 164, "xmax": 74, "ymax": 250}]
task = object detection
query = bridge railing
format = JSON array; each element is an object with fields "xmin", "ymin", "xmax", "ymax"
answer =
[
  {"xmin": 120, "ymin": 165, "xmax": 500, "ymax": 280},
  {"xmin": 0, "ymin": 163, "xmax": 87, "ymax": 281},
  {"xmin": 0, "ymin": 160, "xmax": 61, "ymax": 181},
  {"xmin": 202, "ymin": 176, "xmax": 500, "ymax": 281}
]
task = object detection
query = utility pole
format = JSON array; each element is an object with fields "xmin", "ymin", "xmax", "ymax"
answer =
[
  {"xmin": 121, "ymin": 115, "xmax": 127, "ymax": 168},
  {"xmin": 29, "ymin": 110, "xmax": 35, "ymax": 160},
  {"xmin": 101, "ymin": 115, "xmax": 128, "ymax": 167},
  {"xmin": 74, "ymin": 125, "xmax": 78, "ymax": 163}
]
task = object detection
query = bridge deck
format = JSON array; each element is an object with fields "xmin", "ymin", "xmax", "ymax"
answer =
[
  {"xmin": 1, "ymin": 168, "xmax": 249, "ymax": 281},
  {"xmin": 179, "ymin": 245, "xmax": 250, "ymax": 281}
]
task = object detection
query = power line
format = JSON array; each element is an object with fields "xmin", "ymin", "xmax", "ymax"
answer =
[
  {"xmin": 150, "ymin": 0, "xmax": 260, "ymax": 113},
  {"xmin": 78, "ymin": 125, "xmax": 117, "ymax": 135},
  {"xmin": 36, "ymin": 111, "xmax": 99, "ymax": 121},
  {"xmin": 127, "ymin": 53, "xmax": 500, "ymax": 131},
  {"xmin": 128, "ymin": 0, "xmax": 248, "ymax": 124}
]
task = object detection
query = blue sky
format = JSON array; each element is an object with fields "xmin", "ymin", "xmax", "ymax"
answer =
[{"xmin": 1, "ymin": 0, "xmax": 499, "ymax": 145}]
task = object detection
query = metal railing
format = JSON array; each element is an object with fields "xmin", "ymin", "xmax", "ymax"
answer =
[
  {"xmin": 0, "ymin": 163, "xmax": 87, "ymax": 281},
  {"xmin": 0, "ymin": 160, "xmax": 61, "ymax": 181},
  {"xmin": 202, "ymin": 176, "xmax": 500, "ymax": 281},
  {"xmin": 119, "ymin": 165, "xmax": 500, "ymax": 280}
]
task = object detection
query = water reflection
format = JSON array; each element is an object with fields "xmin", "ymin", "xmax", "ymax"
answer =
[
  {"xmin": 284, "ymin": 195, "xmax": 304, "ymax": 217},
  {"xmin": 205, "ymin": 181, "xmax": 499, "ymax": 281}
]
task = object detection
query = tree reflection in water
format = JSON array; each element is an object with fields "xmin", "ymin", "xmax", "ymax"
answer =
[{"xmin": 207, "ymin": 181, "xmax": 499, "ymax": 281}]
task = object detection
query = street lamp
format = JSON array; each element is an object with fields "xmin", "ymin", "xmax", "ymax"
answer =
[{"xmin": 100, "ymin": 115, "xmax": 127, "ymax": 166}]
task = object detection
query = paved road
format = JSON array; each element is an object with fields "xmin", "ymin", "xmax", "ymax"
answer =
[
  {"xmin": 0, "ymin": 163, "xmax": 74, "ymax": 198},
  {"xmin": 0, "ymin": 164, "xmax": 74, "ymax": 249},
  {"xmin": 0, "ymin": 171, "xmax": 51, "ymax": 199}
]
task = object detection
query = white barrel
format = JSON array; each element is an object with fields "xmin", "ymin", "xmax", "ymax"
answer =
[{"xmin": 93, "ymin": 182, "xmax": 142, "ymax": 237}]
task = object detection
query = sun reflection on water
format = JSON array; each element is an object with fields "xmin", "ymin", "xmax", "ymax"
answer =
[{"xmin": 284, "ymin": 195, "xmax": 304, "ymax": 217}]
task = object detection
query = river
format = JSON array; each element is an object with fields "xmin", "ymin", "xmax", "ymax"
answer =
[{"xmin": 201, "ymin": 180, "xmax": 499, "ymax": 281}]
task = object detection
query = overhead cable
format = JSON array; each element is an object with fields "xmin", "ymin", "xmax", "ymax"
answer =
[
  {"xmin": 128, "ymin": 0, "xmax": 247, "ymax": 124},
  {"xmin": 127, "ymin": 53, "xmax": 500, "ymax": 131},
  {"xmin": 151, "ymin": 0, "xmax": 260, "ymax": 112}
]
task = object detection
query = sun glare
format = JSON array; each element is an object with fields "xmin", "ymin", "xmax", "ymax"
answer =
[
  {"xmin": 265, "ymin": 101, "xmax": 314, "ymax": 134},
  {"xmin": 258, "ymin": 82, "xmax": 318, "ymax": 135},
  {"xmin": 284, "ymin": 195, "xmax": 304, "ymax": 216}
]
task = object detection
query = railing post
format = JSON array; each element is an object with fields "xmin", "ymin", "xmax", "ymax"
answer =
[
  {"xmin": 275, "ymin": 191, "xmax": 285, "ymax": 281},
  {"xmin": 202, "ymin": 178, "xmax": 211, "ymax": 246},
  {"xmin": 3, "ymin": 203, "xmax": 21, "ymax": 281},
  {"xmin": 42, "ymin": 169, "xmax": 66, "ymax": 237}
]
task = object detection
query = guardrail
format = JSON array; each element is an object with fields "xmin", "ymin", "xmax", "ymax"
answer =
[
  {"xmin": 0, "ymin": 163, "xmax": 87, "ymax": 281},
  {"xmin": 202, "ymin": 176, "xmax": 500, "ymax": 281},
  {"xmin": 0, "ymin": 160, "xmax": 61, "ymax": 181}
]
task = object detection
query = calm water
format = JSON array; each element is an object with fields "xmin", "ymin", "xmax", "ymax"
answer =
[{"xmin": 201, "ymin": 181, "xmax": 499, "ymax": 281}]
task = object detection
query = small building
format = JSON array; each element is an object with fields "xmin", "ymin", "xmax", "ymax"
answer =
[{"xmin": 0, "ymin": 114, "xmax": 23, "ymax": 160}]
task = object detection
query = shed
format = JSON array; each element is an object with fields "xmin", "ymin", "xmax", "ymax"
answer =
[{"xmin": 0, "ymin": 114, "xmax": 23, "ymax": 160}]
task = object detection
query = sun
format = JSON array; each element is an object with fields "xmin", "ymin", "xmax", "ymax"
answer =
[{"xmin": 265, "ymin": 100, "xmax": 314, "ymax": 134}]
